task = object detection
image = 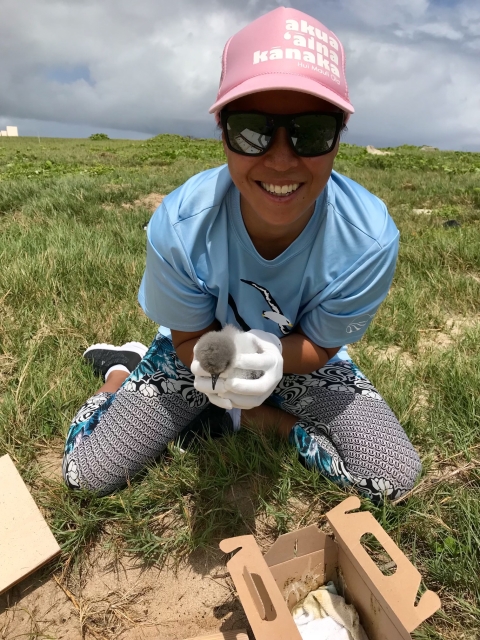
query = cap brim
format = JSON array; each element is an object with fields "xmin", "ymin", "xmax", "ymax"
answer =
[{"xmin": 209, "ymin": 73, "xmax": 354, "ymax": 116}]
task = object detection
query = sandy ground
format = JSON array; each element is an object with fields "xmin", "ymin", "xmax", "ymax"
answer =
[
  {"xmin": 0, "ymin": 445, "xmax": 249, "ymax": 640},
  {"xmin": 0, "ymin": 549, "xmax": 248, "ymax": 639},
  {"xmin": 102, "ymin": 192, "xmax": 165, "ymax": 213}
]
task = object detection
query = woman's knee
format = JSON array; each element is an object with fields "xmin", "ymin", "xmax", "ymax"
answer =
[
  {"xmin": 351, "ymin": 425, "xmax": 422, "ymax": 502},
  {"xmin": 389, "ymin": 442, "xmax": 422, "ymax": 495},
  {"xmin": 62, "ymin": 445, "xmax": 136, "ymax": 495}
]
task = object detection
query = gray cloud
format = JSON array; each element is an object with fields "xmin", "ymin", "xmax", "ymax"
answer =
[
  {"xmin": 1, "ymin": 0, "xmax": 479, "ymax": 149},
  {"xmin": 300, "ymin": 0, "xmax": 480, "ymax": 149}
]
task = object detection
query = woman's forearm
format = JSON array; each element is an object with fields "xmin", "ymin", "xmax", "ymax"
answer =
[{"xmin": 281, "ymin": 329, "xmax": 340, "ymax": 374}]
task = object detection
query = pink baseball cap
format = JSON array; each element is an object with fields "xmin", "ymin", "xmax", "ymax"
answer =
[{"xmin": 209, "ymin": 7, "xmax": 354, "ymax": 119}]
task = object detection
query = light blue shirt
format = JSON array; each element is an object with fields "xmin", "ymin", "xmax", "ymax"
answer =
[{"xmin": 139, "ymin": 165, "xmax": 399, "ymax": 363}]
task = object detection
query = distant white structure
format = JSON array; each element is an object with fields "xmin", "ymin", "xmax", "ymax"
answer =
[{"xmin": 1, "ymin": 126, "xmax": 19, "ymax": 137}]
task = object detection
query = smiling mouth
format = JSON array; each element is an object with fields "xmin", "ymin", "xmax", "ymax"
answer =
[{"xmin": 259, "ymin": 181, "xmax": 301, "ymax": 197}]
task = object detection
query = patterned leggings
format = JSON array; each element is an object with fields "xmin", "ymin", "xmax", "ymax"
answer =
[{"xmin": 63, "ymin": 332, "xmax": 421, "ymax": 503}]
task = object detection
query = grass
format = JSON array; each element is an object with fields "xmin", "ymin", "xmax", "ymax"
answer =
[{"xmin": 0, "ymin": 135, "xmax": 479, "ymax": 639}]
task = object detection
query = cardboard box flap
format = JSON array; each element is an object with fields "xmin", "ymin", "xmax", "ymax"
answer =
[
  {"xmin": 326, "ymin": 497, "xmax": 441, "ymax": 634},
  {"xmin": 0, "ymin": 454, "xmax": 61, "ymax": 595},
  {"xmin": 263, "ymin": 524, "xmax": 330, "ymax": 567},
  {"xmin": 220, "ymin": 535, "xmax": 302, "ymax": 640}
]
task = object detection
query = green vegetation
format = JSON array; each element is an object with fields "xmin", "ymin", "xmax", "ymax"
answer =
[
  {"xmin": 337, "ymin": 143, "xmax": 480, "ymax": 175},
  {"xmin": 0, "ymin": 135, "xmax": 479, "ymax": 639}
]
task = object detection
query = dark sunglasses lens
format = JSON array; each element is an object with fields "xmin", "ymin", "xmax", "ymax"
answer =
[
  {"xmin": 292, "ymin": 114, "xmax": 339, "ymax": 155},
  {"xmin": 225, "ymin": 114, "xmax": 272, "ymax": 155}
]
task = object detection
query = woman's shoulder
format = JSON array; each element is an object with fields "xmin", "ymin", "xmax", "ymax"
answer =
[
  {"xmin": 147, "ymin": 164, "xmax": 233, "ymax": 256},
  {"xmin": 161, "ymin": 164, "xmax": 233, "ymax": 224},
  {"xmin": 327, "ymin": 170, "xmax": 398, "ymax": 247}
]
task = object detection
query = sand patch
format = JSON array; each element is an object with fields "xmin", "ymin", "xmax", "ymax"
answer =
[
  {"xmin": 360, "ymin": 345, "xmax": 415, "ymax": 368},
  {"xmin": 379, "ymin": 346, "xmax": 415, "ymax": 367},
  {"xmin": 415, "ymin": 390, "xmax": 430, "ymax": 410},
  {"xmin": 36, "ymin": 443, "xmax": 64, "ymax": 480},
  {"xmin": 1, "ymin": 210, "xmax": 32, "ymax": 230},
  {"xmin": 0, "ymin": 570, "xmax": 82, "ymax": 640},
  {"xmin": 122, "ymin": 193, "xmax": 165, "ymax": 211},
  {"xmin": 467, "ymin": 273, "xmax": 480, "ymax": 284},
  {"xmin": 0, "ymin": 353, "xmax": 17, "ymax": 389},
  {"xmin": 366, "ymin": 145, "xmax": 393, "ymax": 156},
  {"xmin": 0, "ymin": 547, "xmax": 248, "ymax": 640},
  {"xmin": 392, "ymin": 452, "xmax": 479, "ymax": 505},
  {"xmin": 418, "ymin": 316, "xmax": 480, "ymax": 351},
  {"xmin": 102, "ymin": 193, "xmax": 165, "ymax": 213}
]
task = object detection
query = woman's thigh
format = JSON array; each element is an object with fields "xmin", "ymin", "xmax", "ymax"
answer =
[
  {"xmin": 63, "ymin": 333, "xmax": 208, "ymax": 494},
  {"xmin": 269, "ymin": 360, "xmax": 422, "ymax": 502}
]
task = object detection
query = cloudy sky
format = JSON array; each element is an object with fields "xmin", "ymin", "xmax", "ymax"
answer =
[{"xmin": 1, "ymin": 0, "xmax": 479, "ymax": 150}]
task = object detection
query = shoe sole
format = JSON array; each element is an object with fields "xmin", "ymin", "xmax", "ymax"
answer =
[{"xmin": 83, "ymin": 342, "xmax": 148, "ymax": 378}]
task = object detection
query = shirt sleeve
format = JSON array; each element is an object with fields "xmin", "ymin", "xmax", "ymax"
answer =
[
  {"xmin": 300, "ymin": 233, "xmax": 399, "ymax": 348},
  {"xmin": 138, "ymin": 204, "xmax": 216, "ymax": 331}
]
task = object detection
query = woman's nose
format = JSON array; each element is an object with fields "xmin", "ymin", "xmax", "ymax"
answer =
[{"xmin": 262, "ymin": 127, "xmax": 299, "ymax": 171}]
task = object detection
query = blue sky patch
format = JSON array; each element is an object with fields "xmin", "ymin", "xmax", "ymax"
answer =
[
  {"xmin": 46, "ymin": 65, "xmax": 94, "ymax": 86},
  {"xmin": 428, "ymin": 0, "xmax": 460, "ymax": 6}
]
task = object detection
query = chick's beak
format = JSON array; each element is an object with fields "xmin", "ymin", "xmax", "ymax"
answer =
[{"xmin": 211, "ymin": 374, "xmax": 219, "ymax": 391}]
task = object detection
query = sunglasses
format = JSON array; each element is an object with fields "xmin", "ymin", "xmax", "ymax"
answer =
[{"xmin": 221, "ymin": 110, "xmax": 344, "ymax": 158}]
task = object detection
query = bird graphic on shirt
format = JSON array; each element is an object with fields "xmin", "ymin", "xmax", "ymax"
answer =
[
  {"xmin": 240, "ymin": 280, "xmax": 293, "ymax": 334},
  {"xmin": 193, "ymin": 325, "xmax": 263, "ymax": 390}
]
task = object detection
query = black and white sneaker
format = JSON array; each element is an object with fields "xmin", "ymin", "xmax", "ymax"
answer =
[{"xmin": 83, "ymin": 341, "xmax": 148, "ymax": 380}]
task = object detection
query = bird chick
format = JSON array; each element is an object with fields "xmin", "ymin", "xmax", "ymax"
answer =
[{"xmin": 194, "ymin": 325, "xmax": 263, "ymax": 391}]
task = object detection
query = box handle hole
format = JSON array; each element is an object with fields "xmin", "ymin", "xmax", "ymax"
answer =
[
  {"xmin": 360, "ymin": 533, "xmax": 397, "ymax": 576},
  {"xmin": 243, "ymin": 566, "xmax": 277, "ymax": 621}
]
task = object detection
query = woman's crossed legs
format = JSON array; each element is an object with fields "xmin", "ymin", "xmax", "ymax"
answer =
[{"xmin": 63, "ymin": 332, "xmax": 421, "ymax": 502}]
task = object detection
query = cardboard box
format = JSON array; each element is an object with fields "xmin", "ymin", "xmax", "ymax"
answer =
[{"xmin": 220, "ymin": 496, "xmax": 441, "ymax": 640}]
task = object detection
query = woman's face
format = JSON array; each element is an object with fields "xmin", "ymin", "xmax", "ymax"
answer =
[{"xmin": 222, "ymin": 90, "xmax": 342, "ymax": 233}]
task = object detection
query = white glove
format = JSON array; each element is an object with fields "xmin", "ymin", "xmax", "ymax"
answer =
[{"xmin": 216, "ymin": 329, "xmax": 283, "ymax": 410}]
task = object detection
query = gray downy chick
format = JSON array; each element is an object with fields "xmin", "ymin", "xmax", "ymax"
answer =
[{"xmin": 194, "ymin": 325, "xmax": 263, "ymax": 391}]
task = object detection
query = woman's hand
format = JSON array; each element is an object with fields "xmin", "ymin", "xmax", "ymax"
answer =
[{"xmin": 214, "ymin": 329, "xmax": 283, "ymax": 410}]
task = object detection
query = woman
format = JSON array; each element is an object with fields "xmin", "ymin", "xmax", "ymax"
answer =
[{"xmin": 63, "ymin": 7, "xmax": 421, "ymax": 503}]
